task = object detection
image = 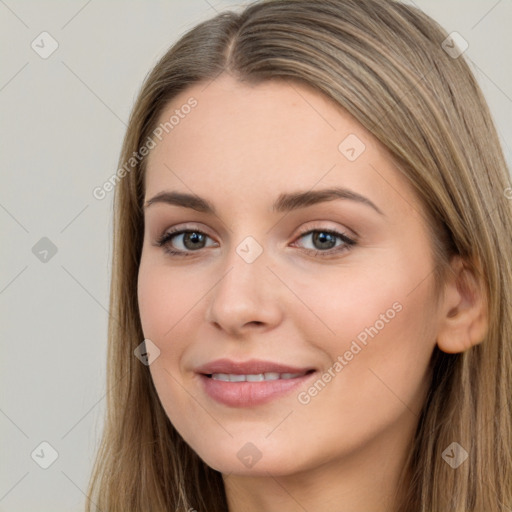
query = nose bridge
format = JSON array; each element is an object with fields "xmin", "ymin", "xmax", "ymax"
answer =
[
  {"xmin": 215, "ymin": 234, "xmax": 269, "ymax": 308},
  {"xmin": 218, "ymin": 231, "xmax": 269, "ymax": 287},
  {"xmin": 205, "ymin": 234, "xmax": 282, "ymax": 332}
]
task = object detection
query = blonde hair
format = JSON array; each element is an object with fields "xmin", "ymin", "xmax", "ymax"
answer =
[{"xmin": 86, "ymin": 1, "xmax": 512, "ymax": 510}]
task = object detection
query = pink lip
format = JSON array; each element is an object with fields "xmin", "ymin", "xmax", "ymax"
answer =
[{"xmin": 195, "ymin": 358, "xmax": 317, "ymax": 407}]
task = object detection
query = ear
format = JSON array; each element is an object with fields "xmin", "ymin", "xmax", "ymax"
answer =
[{"xmin": 436, "ymin": 255, "xmax": 488, "ymax": 354}]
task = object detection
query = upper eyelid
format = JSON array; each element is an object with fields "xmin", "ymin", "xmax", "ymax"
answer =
[{"xmin": 158, "ymin": 222, "xmax": 354, "ymax": 238}]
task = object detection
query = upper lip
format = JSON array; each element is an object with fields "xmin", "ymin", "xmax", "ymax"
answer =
[{"xmin": 195, "ymin": 358, "xmax": 315, "ymax": 375}]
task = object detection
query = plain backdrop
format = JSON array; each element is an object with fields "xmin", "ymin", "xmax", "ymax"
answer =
[{"xmin": 1, "ymin": 1, "xmax": 511, "ymax": 510}]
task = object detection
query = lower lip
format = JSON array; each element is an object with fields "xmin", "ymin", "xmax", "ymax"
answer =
[{"xmin": 198, "ymin": 372, "xmax": 316, "ymax": 407}]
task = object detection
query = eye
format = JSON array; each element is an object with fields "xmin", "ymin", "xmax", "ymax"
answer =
[
  {"xmin": 154, "ymin": 225, "xmax": 357, "ymax": 258},
  {"xmin": 292, "ymin": 227, "xmax": 356, "ymax": 257},
  {"xmin": 155, "ymin": 228, "xmax": 217, "ymax": 256}
]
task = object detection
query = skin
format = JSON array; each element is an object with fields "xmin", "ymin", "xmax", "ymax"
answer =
[{"xmin": 137, "ymin": 73, "xmax": 487, "ymax": 512}]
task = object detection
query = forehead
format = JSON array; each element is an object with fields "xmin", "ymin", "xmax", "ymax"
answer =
[
  {"xmin": 144, "ymin": 74, "xmax": 420, "ymax": 221},
  {"xmin": 152, "ymin": 74, "xmax": 371, "ymax": 155}
]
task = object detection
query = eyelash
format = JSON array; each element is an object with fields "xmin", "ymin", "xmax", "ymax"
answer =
[{"xmin": 155, "ymin": 225, "xmax": 357, "ymax": 259}]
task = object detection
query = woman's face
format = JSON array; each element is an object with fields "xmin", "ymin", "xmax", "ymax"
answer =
[{"xmin": 138, "ymin": 74, "xmax": 441, "ymax": 477}]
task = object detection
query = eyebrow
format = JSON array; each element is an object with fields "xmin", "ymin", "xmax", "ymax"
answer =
[{"xmin": 144, "ymin": 187, "xmax": 384, "ymax": 216}]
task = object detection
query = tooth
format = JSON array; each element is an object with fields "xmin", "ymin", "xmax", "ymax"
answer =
[
  {"xmin": 212, "ymin": 373, "xmax": 230, "ymax": 381},
  {"xmin": 246, "ymin": 373, "xmax": 265, "ymax": 382},
  {"xmin": 211, "ymin": 372, "xmax": 305, "ymax": 382},
  {"xmin": 229, "ymin": 374, "xmax": 246, "ymax": 382}
]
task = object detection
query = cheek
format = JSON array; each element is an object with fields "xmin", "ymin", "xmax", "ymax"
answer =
[
  {"xmin": 137, "ymin": 260, "xmax": 202, "ymax": 426},
  {"xmin": 307, "ymin": 258, "xmax": 436, "ymax": 411},
  {"xmin": 276, "ymin": 270, "xmax": 435, "ymax": 465},
  {"xmin": 137, "ymin": 257, "xmax": 211, "ymax": 411},
  {"xmin": 288, "ymin": 252, "xmax": 433, "ymax": 354},
  {"xmin": 297, "ymin": 247, "xmax": 437, "ymax": 405},
  {"xmin": 137, "ymin": 258, "xmax": 199, "ymax": 343},
  {"xmin": 137, "ymin": 267, "xmax": 166, "ymax": 343}
]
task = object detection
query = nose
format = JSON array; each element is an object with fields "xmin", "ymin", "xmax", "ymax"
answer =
[{"xmin": 204, "ymin": 244, "xmax": 284, "ymax": 337}]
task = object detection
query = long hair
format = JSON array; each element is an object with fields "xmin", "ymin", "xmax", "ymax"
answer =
[{"xmin": 85, "ymin": 1, "xmax": 512, "ymax": 510}]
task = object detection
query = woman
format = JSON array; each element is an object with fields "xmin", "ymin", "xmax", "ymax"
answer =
[{"xmin": 86, "ymin": 0, "xmax": 512, "ymax": 510}]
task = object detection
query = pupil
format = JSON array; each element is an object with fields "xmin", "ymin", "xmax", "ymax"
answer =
[
  {"xmin": 314, "ymin": 232, "xmax": 335, "ymax": 250},
  {"xmin": 184, "ymin": 232, "xmax": 204, "ymax": 249}
]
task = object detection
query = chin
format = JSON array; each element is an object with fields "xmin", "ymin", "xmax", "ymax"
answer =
[{"xmin": 187, "ymin": 436, "xmax": 312, "ymax": 477}]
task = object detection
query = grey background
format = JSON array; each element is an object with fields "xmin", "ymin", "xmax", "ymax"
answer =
[{"xmin": 1, "ymin": 1, "xmax": 511, "ymax": 510}]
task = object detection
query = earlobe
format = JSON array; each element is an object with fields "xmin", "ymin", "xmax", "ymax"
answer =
[{"xmin": 436, "ymin": 256, "xmax": 489, "ymax": 354}]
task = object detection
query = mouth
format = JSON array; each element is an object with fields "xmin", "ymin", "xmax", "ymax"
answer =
[
  {"xmin": 195, "ymin": 359, "xmax": 317, "ymax": 407},
  {"xmin": 204, "ymin": 370, "xmax": 315, "ymax": 382}
]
